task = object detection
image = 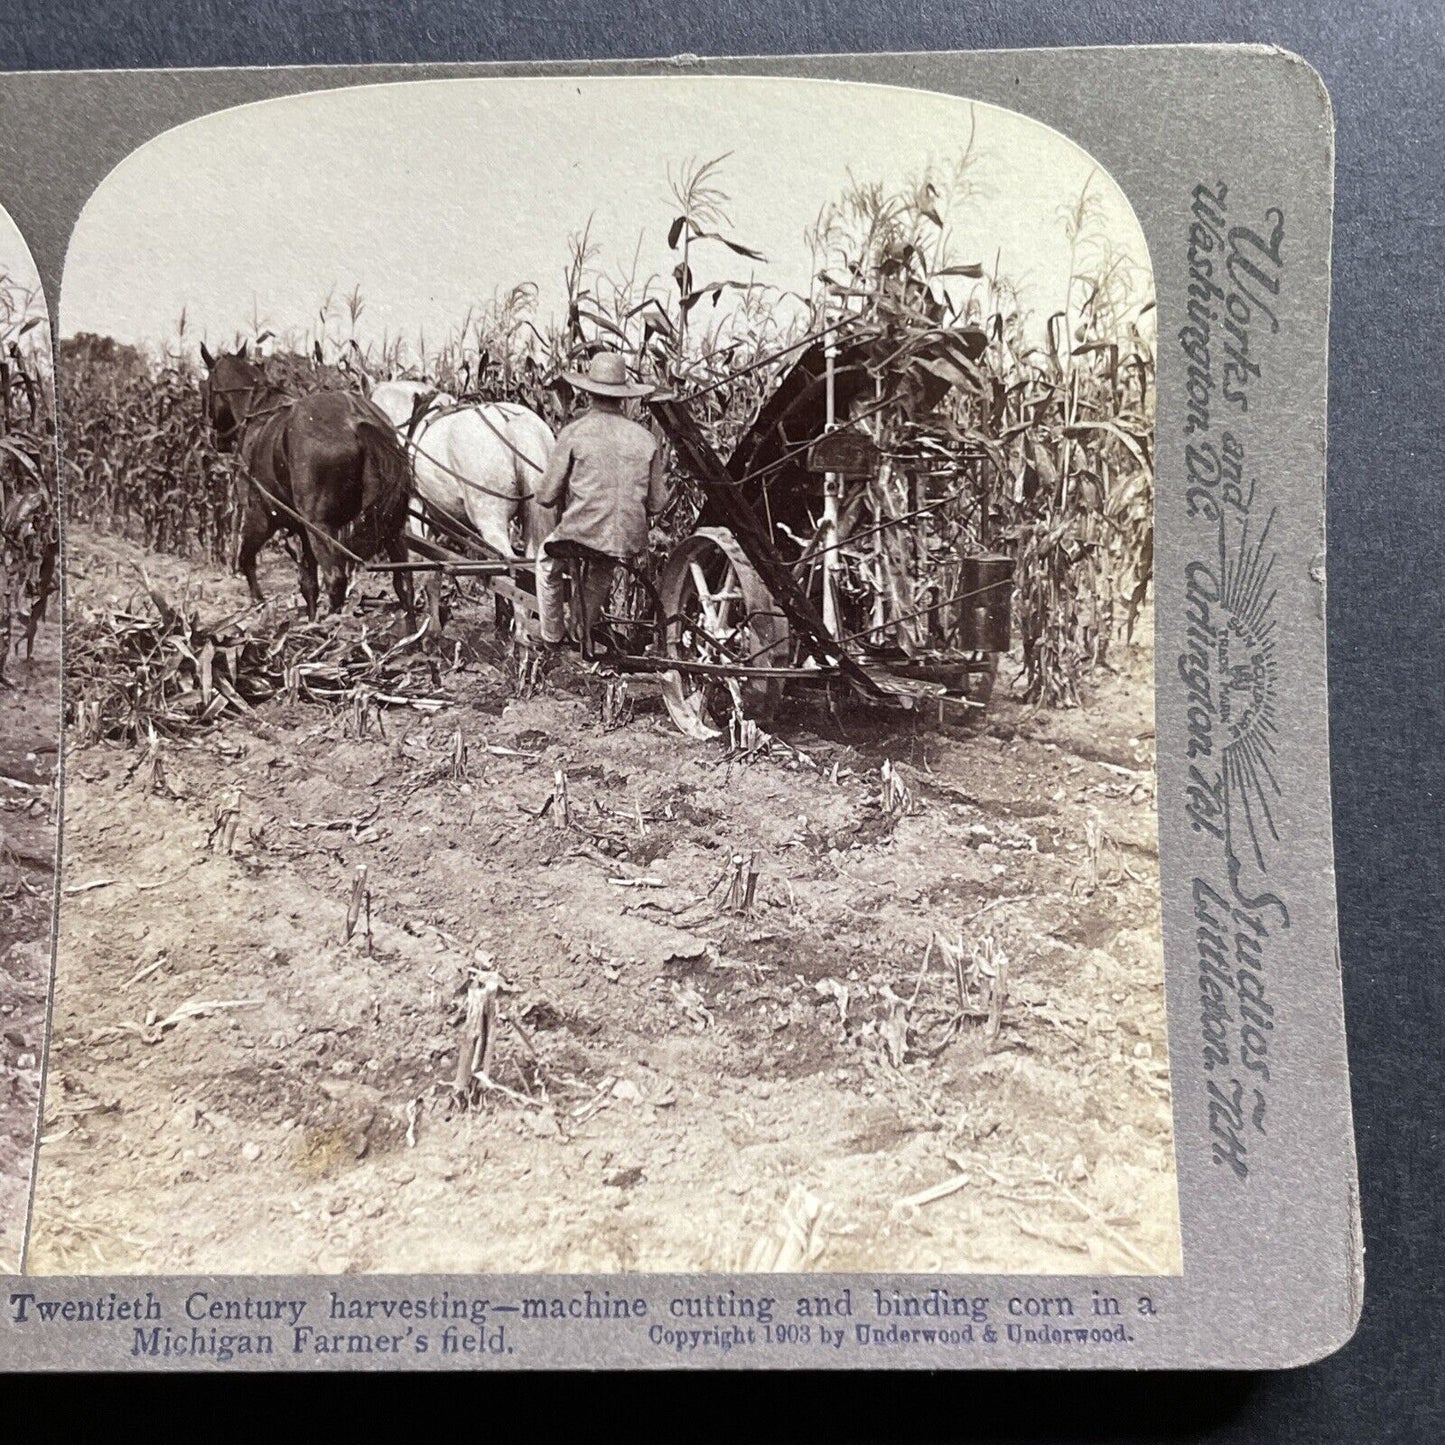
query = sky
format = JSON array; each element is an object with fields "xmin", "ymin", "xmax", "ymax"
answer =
[{"xmin": 61, "ymin": 75, "xmax": 1152, "ymax": 361}]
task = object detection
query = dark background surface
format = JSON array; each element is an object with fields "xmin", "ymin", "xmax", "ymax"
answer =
[{"xmin": 0, "ymin": 2, "xmax": 1440, "ymax": 1438}]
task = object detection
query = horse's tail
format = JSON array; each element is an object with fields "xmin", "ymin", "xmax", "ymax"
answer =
[
  {"xmin": 343, "ymin": 398, "xmax": 415, "ymax": 560},
  {"xmin": 511, "ymin": 409, "xmax": 556, "ymax": 558}
]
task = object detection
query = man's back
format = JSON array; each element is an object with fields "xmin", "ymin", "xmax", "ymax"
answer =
[{"xmin": 536, "ymin": 408, "xmax": 665, "ymax": 560}]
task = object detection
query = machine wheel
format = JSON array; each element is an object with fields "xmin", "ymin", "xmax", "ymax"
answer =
[{"xmin": 657, "ymin": 527, "xmax": 790, "ymax": 739}]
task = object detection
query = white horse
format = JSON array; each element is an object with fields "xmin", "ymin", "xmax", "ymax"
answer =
[{"xmin": 369, "ymin": 380, "xmax": 553, "ymax": 559}]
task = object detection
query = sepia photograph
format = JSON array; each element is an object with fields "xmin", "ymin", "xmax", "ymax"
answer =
[
  {"xmin": 27, "ymin": 75, "xmax": 1178, "ymax": 1276},
  {"xmin": 0, "ymin": 203, "xmax": 58, "ymax": 1274}
]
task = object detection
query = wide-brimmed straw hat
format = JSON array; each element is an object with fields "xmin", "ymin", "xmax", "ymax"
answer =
[{"xmin": 561, "ymin": 350, "xmax": 653, "ymax": 398}]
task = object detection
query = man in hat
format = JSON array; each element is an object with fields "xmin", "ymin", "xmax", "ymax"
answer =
[{"xmin": 534, "ymin": 349, "xmax": 666, "ymax": 649}]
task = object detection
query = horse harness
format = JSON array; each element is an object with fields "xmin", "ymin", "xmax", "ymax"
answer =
[
  {"xmin": 210, "ymin": 379, "xmax": 538, "ymax": 558},
  {"xmin": 401, "ymin": 395, "xmax": 546, "ymax": 503},
  {"xmin": 212, "ymin": 381, "xmax": 373, "ymax": 568}
]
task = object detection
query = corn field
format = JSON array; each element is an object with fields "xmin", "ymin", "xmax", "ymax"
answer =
[
  {"xmin": 798, "ymin": 163, "xmax": 1155, "ymax": 705},
  {"xmin": 0, "ymin": 269, "xmax": 57, "ymax": 681},
  {"xmin": 59, "ymin": 151, "xmax": 1154, "ymax": 707}
]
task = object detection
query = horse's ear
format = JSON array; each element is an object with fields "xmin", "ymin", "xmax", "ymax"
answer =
[
  {"xmin": 235, "ymin": 342, "xmax": 248, "ymax": 360},
  {"xmin": 200, "ymin": 341, "xmax": 215, "ymax": 369}
]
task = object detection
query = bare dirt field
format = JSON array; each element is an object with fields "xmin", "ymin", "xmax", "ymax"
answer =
[
  {"xmin": 27, "ymin": 525, "xmax": 1179, "ymax": 1276},
  {"xmin": 0, "ymin": 620, "xmax": 59, "ymax": 1273}
]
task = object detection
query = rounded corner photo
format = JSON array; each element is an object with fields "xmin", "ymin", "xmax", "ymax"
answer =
[
  {"xmin": 32, "ymin": 74, "xmax": 1176, "ymax": 1278},
  {"xmin": 0, "ymin": 200, "xmax": 59, "ymax": 1277}
]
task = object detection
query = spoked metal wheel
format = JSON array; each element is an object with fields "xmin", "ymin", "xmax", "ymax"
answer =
[{"xmin": 656, "ymin": 527, "xmax": 790, "ymax": 739}]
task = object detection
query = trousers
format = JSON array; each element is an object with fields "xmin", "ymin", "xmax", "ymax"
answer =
[{"xmin": 536, "ymin": 530, "xmax": 618, "ymax": 645}]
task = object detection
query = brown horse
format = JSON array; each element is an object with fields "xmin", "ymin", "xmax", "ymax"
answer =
[{"xmin": 200, "ymin": 344, "xmax": 416, "ymax": 627}]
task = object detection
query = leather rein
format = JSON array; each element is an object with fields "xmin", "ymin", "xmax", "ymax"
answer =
[
  {"xmin": 402, "ymin": 396, "xmax": 546, "ymax": 503},
  {"xmin": 208, "ymin": 379, "xmax": 372, "ymax": 568}
]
